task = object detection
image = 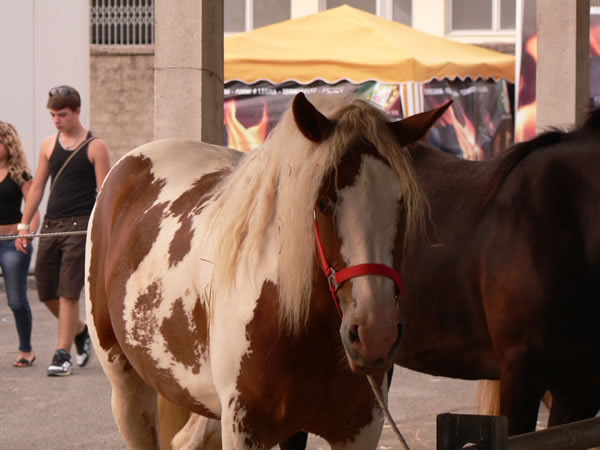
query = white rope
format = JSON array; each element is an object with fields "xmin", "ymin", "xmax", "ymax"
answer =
[
  {"xmin": 0, "ymin": 230, "xmax": 87, "ymax": 241},
  {"xmin": 367, "ymin": 374, "xmax": 410, "ymax": 450},
  {"xmin": 5, "ymin": 226, "xmax": 408, "ymax": 450}
]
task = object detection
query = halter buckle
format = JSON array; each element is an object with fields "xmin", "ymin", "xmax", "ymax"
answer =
[{"xmin": 327, "ymin": 268, "xmax": 338, "ymax": 291}]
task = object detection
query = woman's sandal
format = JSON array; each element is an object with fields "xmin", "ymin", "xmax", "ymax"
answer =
[{"xmin": 13, "ymin": 356, "xmax": 36, "ymax": 367}]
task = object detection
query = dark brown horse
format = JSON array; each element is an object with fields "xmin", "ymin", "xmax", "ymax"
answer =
[
  {"xmin": 394, "ymin": 109, "xmax": 600, "ymax": 435},
  {"xmin": 284, "ymin": 108, "xmax": 600, "ymax": 447}
]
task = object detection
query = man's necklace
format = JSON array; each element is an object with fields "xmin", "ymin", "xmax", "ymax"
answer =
[{"xmin": 60, "ymin": 130, "xmax": 86, "ymax": 150}]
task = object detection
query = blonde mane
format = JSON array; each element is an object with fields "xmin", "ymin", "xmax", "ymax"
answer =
[{"xmin": 206, "ymin": 94, "xmax": 425, "ymax": 333}]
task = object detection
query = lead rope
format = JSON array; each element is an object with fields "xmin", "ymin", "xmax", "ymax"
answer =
[
  {"xmin": 0, "ymin": 230, "xmax": 87, "ymax": 240},
  {"xmin": 367, "ymin": 374, "xmax": 411, "ymax": 450}
]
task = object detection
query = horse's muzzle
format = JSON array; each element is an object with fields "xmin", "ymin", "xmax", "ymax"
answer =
[{"xmin": 342, "ymin": 321, "xmax": 403, "ymax": 375}]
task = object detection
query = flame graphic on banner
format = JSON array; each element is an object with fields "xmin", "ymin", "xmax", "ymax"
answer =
[
  {"xmin": 439, "ymin": 106, "xmax": 484, "ymax": 161},
  {"xmin": 515, "ymin": 34, "xmax": 538, "ymax": 142},
  {"xmin": 591, "ymin": 23, "xmax": 600, "ymax": 55},
  {"xmin": 224, "ymin": 99, "xmax": 269, "ymax": 152},
  {"xmin": 517, "ymin": 24, "xmax": 600, "ymax": 142}
]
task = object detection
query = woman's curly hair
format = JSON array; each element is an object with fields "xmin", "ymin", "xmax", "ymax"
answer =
[{"xmin": 0, "ymin": 121, "xmax": 30, "ymax": 186}]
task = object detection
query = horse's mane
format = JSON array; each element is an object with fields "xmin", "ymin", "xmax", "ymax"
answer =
[
  {"xmin": 484, "ymin": 108, "xmax": 600, "ymax": 205},
  {"xmin": 204, "ymin": 93, "xmax": 425, "ymax": 333}
]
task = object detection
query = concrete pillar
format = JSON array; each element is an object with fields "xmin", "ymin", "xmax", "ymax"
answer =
[
  {"xmin": 536, "ymin": 0, "xmax": 589, "ymax": 132},
  {"xmin": 154, "ymin": 3, "xmax": 224, "ymax": 446},
  {"xmin": 154, "ymin": 0, "xmax": 224, "ymax": 144}
]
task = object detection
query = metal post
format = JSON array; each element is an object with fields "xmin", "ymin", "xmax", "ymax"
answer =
[{"xmin": 437, "ymin": 413, "xmax": 508, "ymax": 450}]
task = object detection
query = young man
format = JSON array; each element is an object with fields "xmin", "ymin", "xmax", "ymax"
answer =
[{"xmin": 16, "ymin": 85, "xmax": 110, "ymax": 376}]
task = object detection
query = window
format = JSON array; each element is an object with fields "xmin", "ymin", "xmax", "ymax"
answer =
[
  {"xmin": 224, "ymin": 0, "xmax": 411, "ymax": 33},
  {"xmin": 393, "ymin": 0, "xmax": 412, "ymax": 26},
  {"xmin": 254, "ymin": 0, "xmax": 291, "ymax": 28},
  {"xmin": 322, "ymin": 0, "xmax": 411, "ymax": 26},
  {"xmin": 225, "ymin": 0, "xmax": 246, "ymax": 32},
  {"xmin": 225, "ymin": 0, "xmax": 291, "ymax": 33},
  {"xmin": 324, "ymin": 0, "xmax": 376, "ymax": 14},
  {"xmin": 90, "ymin": 0, "xmax": 155, "ymax": 45},
  {"xmin": 450, "ymin": 0, "xmax": 515, "ymax": 32}
]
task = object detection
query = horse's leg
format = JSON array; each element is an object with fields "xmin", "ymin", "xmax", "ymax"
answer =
[
  {"xmin": 279, "ymin": 432, "xmax": 308, "ymax": 450},
  {"xmin": 90, "ymin": 329, "xmax": 157, "ymax": 448},
  {"xmin": 158, "ymin": 395, "xmax": 191, "ymax": 449},
  {"xmin": 547, "ymin": 391, "xmax": 600, "ymax": 427},
  {"xmin": 541, "ymin": 391, "xmax": 552, "ymax": 410},
  {"xmin": 219, "ymin": 410, "xmax": 261, "ymax": 450},
  {"xmin": 106, "ymin": 360, "xmax": 160, "ymax": 449},
  {"xmin": 499, "ymin": 358, "xmax": 545, "ymax": 435},
  {"xmin": 328, "ymin": 417, "xmax": 384, "ymax": 450},
  {"xmin": 170, "ymin": 414, "xmax": 222, "ymax": 450},
  {"xmin": 88, "ymin": 302, "xmax": 159, "ymax": 449},
  {"xmin": 475, "ymin": 379, "xmax": 501, "ymax": 416}
]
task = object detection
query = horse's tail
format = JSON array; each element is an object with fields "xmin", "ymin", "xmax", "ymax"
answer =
[
  {"xmin": 475, "ymin": 379, "xmax": 501, "ymax": 416},
  {"xmin": 158, "ymin": 395, "xmax": 191, "ymax": 449}
]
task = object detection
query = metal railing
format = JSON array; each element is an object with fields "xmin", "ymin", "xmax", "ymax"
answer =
[
  {"xmin": 437, "ymin": 413, "xmax": 600, "ymax": 450},
  {"xmin": 90, "ymin": 0, "xmax": 155, "ymax": 45}
]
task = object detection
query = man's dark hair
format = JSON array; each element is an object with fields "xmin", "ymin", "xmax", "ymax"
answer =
[{"xmin": 47, "ymin": 85, "xmax": 81, "ymax": 111}]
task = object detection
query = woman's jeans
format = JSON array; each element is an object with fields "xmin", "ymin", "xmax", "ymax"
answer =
[{"xmin": 0, "ymin": 239, "xmax": 33, "ymax": 352}]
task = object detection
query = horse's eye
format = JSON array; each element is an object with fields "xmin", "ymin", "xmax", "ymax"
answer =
[
  {"xmin": 318, "ymin": 200, "xmax": 326, "ymax": 213},
  {"xmin": 318, "ymin": 199, "xmax": 333, "ymax": 215}
]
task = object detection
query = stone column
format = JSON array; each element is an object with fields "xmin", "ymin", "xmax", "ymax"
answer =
[
  {"xmin": 153, "ymin": 2, "xmax": 223, "ymax": 446},
  {"xmin": 154, "ymin": 0, "xmax": 224, "ymax": 144},
  {"xmin": 536, "ymin": 0, "xmax": 589, "ymax": 132}
]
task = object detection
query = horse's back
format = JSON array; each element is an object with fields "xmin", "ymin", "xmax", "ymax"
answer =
[
  {"xmin": 86, "ymin": 138, "xmax": 239, "ymax": 415},
  {"xmin": 487, "ymin": 131, "xmax": 600, "ymax": 297},
  {"xmin": 88, "ymin": 139, "xmax": 240, "ymax": 309}
]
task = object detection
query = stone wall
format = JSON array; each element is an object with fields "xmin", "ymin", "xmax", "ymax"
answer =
[{"xmin": 90, "ymin": 45, "xmax": 155, "ymax": 166}]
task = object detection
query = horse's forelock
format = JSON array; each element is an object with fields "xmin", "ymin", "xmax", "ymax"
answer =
[{"xmin": 327, "ymin": 99, "xmax": 428, "ymax": 249}]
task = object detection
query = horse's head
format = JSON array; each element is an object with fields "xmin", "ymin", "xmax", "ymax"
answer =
[{"xmin": 293, "ymin": 93, "xmax": 451, "ymax": 374}]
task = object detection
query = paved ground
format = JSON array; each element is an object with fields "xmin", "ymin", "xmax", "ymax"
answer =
[
  {"xmin": 0, "ymin": 278, "xmax": 125, "ymax": 449},
  {"xmin": 0, "ymin": 278, "xmax": 547, "ymax": 449}
]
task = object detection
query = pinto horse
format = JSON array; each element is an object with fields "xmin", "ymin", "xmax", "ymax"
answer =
[
  {"xmin": 85, "ymin": 93, "xmax": 449, "ymax": 449},
  {"xmin": 391, "ymin": 108, "xmax": 600, "ymax": 436}
]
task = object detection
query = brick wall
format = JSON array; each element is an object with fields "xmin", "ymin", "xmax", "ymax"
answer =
[{"xmin": 90, "ymin": 45, "xmax": 155, "ymax": 166}]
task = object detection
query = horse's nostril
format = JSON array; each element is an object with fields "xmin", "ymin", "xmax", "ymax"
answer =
[
  {"xmin": 397, "ymin": 322, "xmax": 404, "ymax": 341},
  {"xmin": 348, "ymin": 324, "xmax": 360, "ymax": 344}
]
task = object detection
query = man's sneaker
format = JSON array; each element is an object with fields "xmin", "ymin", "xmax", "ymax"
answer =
[
  {"xmin": 74, "ymin": 324, "xmax": 92, "ymax": 367},
  {"xmin": 47, "ymin": 349, "xmax": 72, "ymax": 376}
]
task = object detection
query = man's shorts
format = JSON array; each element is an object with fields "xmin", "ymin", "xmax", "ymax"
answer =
[{"xmin": 35, "ymin": 215, "xmax": 89, "ymax": 302}]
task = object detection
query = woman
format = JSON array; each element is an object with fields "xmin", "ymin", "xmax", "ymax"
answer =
[{"xmin": 0, "ymin": 122, "xmax": 39, "ymax": 367}]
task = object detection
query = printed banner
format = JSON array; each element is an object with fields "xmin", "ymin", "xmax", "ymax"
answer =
[
  {"xmin": 516, "ymin": 1, "xmax": 600, "ymax": 141},
  {"xmin": 225, "ymin": 78, "xmax": 513, "ymax": 161}
]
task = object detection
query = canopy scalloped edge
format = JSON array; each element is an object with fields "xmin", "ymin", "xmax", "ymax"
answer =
[{"xmin": 224, "ymin": 75, "xmax": 512, "ymax": 86}]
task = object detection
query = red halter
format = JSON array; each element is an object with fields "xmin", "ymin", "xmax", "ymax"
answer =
[{"xmin": 313, "ymin": 211, "xmax": 403, "ymax": 318}]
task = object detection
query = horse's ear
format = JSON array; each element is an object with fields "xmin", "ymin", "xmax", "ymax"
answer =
[
  {"xmin": 388, "ymin": 100, "xmax": 453, "ymax": 146},
  {"xmin": 292, "ymin": 92, "xmax": 334, "ymax": 143}
]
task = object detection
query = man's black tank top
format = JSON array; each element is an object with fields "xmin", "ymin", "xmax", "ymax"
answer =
[{"xmin": 46, "ymin": 131, "xmax": 97, "ymax": 219}]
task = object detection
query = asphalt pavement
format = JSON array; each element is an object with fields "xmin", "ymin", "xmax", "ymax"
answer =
[{"xmin": 0, "ymin": 277, "xmax": 525, "ymax": 449}]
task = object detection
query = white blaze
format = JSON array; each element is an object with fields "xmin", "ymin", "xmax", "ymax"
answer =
[{"xmin": 336, "ymin": 155, "xmax": 402, "ymax": 302}]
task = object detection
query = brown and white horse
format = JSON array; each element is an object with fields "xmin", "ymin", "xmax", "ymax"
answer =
[{"xmin": 85, "ymin": 93, "xmax": 448, "ymax": 449}]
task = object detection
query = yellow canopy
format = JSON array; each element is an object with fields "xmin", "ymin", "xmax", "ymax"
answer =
[{"xmin": 224, "ymin": 5, "xmax": 515, "ymax": 85}]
